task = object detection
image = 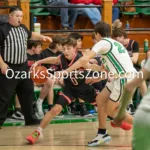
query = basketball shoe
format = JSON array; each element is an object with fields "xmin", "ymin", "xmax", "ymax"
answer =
[
  {"xmin": 12, "ymin": 110, "xmax": 24, "ymax": 120},
  {"xmin": 26, "ymin": 130, "xmax": 40, "ymax": 144},
  {"xmin": 88, "ymin": 132, "xmax": 111, "ymax": 147},
  {"xmin": 80, "ymin": 103, "xmax": 93, "ymax": 117},
  {"xmin": 110, "ymin": 121, "xmax": 132, "ymax": 130}
]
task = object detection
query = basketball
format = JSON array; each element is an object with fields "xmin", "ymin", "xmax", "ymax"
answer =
[{"xmin": 30, "ymin": 65, "xmax": 49, "ymax": 84}]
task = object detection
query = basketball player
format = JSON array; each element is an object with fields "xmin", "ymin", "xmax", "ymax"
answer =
[
  {"xmin": 57, "ymin": 21, "xmax": 135, "ymax": 146},
  {"xmin": 114, "ymin": 58, "xmax": 150, "ymax": 150},
  {"xmin": 26, "ymin": 38, "xmax": 98, "ymax": 144}
]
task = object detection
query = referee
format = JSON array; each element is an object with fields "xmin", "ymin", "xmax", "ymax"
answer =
[{"xmin": 0, "ymin": 6, "xmax": 52, "ymax": 126}]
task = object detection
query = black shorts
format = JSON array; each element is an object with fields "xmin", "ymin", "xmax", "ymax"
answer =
[
  {"xmin": 92, "ymin": 79, "xmax": 107, "ymax": 92},
  {"xmin": 56, "ymin": 84, "xmax": 98, "ymax": 107}
]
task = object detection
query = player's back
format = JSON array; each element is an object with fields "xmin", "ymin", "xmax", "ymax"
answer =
[{"xmin": 101, "ymin": 38, "xmax": 136, "ymax": 74}]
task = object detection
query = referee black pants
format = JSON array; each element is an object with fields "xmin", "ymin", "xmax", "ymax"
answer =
[{"xmin": 0, "ymin": 62, "xmax": 34, "ymax": 125}]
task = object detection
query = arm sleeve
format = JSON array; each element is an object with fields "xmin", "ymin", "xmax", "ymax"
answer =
[
  {"xmin": 144, "ymin": 58, "xmax": 150, "ymax": 72},
  {"xmin": 21, "ymin": 24, "xmax": 32, "ymax": 39},
  {"xmin": 92, "ymin": 40, "xmax": 111, "ymax": 55},
  {"xmin": 132, "ymin": 41, "xmax": 139, "ymax": 53}
]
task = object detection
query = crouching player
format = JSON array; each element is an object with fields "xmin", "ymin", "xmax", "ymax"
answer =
[{"xmin": 26, "ymin": 38, "xmax": 100, "ymax": 144}]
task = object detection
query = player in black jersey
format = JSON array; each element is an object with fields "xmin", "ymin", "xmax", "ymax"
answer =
[{"xmin": 26, "ymin": 38, "xmax": 99, "ymax": 144}]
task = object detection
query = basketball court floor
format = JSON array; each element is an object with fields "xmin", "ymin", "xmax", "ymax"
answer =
[{"xmin": 0, "ymin": 122, "xmax": 132, "ymax": 150}]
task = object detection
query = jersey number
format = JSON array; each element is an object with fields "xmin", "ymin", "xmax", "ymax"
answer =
[
  {"xmin": 114, "ymin": 42, "xmax": 125, "ymax": 53},
  {"xmin": 71, "ymin": 77, "xmax": 78, "ymax": 85}
]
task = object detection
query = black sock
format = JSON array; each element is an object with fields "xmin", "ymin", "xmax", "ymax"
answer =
[
  {"xmin": 48, "ymin": 105, "xmax": 53, "ymax": 111},
  {"xmin": 98, "ymin": 128, "xmax": 106, "ymax": 134}
]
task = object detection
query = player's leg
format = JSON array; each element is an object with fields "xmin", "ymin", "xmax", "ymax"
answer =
[
  {"xmin": 88, "ymin": 87, "xmax": 111, "ymax": 146},
  {"xmin": 107, "ymin": 79, "xmax": 133, "ymax": 129},
  {"xmin": 47, "ymin": 80, "xmax": 55, "ymax": 111},
  {"xmin": 34, "ymin": 78, "xmax": 54, "ymax": 119},
  {"xmin": 106, "ymin": 100, "xmax": 133, "ymax": 129},
  {"xmin": 79, "ymin": 85, "xmax": 111, "ymax": 146},
  {"xmin": 26, "ymin": 86, "xmax": 74, "ymax": 144},
  {"xmin": 26, "ymin": 103, "xmax": 63, "ymax": 144}
]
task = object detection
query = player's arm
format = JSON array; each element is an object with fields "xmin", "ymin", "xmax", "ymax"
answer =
[
  {"xmin": 131, "ymin": 41, "xmax": 139, "ymax": 64},
  {"xmin": 131, "ymin": 53, "xmax": 139, "ymax": 64},
  {"xmin": 31, "ymin": 32, "xmax": 52, "ymax": 42},
  {"xmin": 36, "ymin": 56, "xmax": 60, "ymax": 65},
  {"xmin": 115, "ymin": 59, "xmax": 150, "ymax": 123}
]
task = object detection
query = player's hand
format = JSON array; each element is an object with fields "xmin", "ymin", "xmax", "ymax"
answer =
[
  {"xmin": 0, "ymin": 62, "xmax": 9, "ymax": 74},
  {"xmin": 41, "ymin": 35, "xmax": 52, "ymax": 42},
  {"xmin": 85, "ymin": 77, "xmax": 102, "ymax": 85},
  {"xmin": 30, "ymin": 61, "xmax": 40, "ymax": 72},
  {"xmin": 113, "ymin": 113, "xmax": 126, "ymax": 126}
]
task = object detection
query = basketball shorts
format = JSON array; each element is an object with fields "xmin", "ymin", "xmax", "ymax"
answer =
[
  {"xmin": 106, "ymin": 78, "xmax": 133, "ymax": 102},
  {"xmin": 56, "ymin": 84, "xmax": 98, "ymax": 107},
  {"xmin": 132, "ymin": 93, "xmax": 150, "ymax": 150}
]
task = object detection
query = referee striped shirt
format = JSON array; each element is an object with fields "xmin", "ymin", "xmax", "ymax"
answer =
[{"xmin": 0, "ymin": 23, "xmax": 31, "ymax": 64}]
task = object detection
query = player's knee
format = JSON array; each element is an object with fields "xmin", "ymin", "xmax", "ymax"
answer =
[
  {"xmin": 96, "ymin": 98, "xmax": 107, "ymax": 107},
  {"xmin": 45, "ymin": 78, "xmax": 54, "ymax": 88}
]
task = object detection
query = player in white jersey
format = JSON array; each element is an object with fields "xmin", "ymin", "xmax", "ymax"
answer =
[
  {"xmin": 58, "ymin": 21, "xmax": 136, "ymax": 147},
  {"xmin": 114, "ymin": 58, "xmax": 150, "ymax": 150}
]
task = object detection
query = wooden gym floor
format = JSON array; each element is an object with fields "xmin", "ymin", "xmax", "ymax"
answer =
[{"xmin": 0, "ymin": 122, "xmax": 132, "ymax": 150}]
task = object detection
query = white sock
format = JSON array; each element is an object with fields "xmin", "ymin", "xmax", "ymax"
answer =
[
  {"xmin": 36, "ymin": 127, "xmax": 43, "ymax": 133},
  {"xmin": 37, "ymin": 98, "xmax": 43, "ymax": 105}
]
